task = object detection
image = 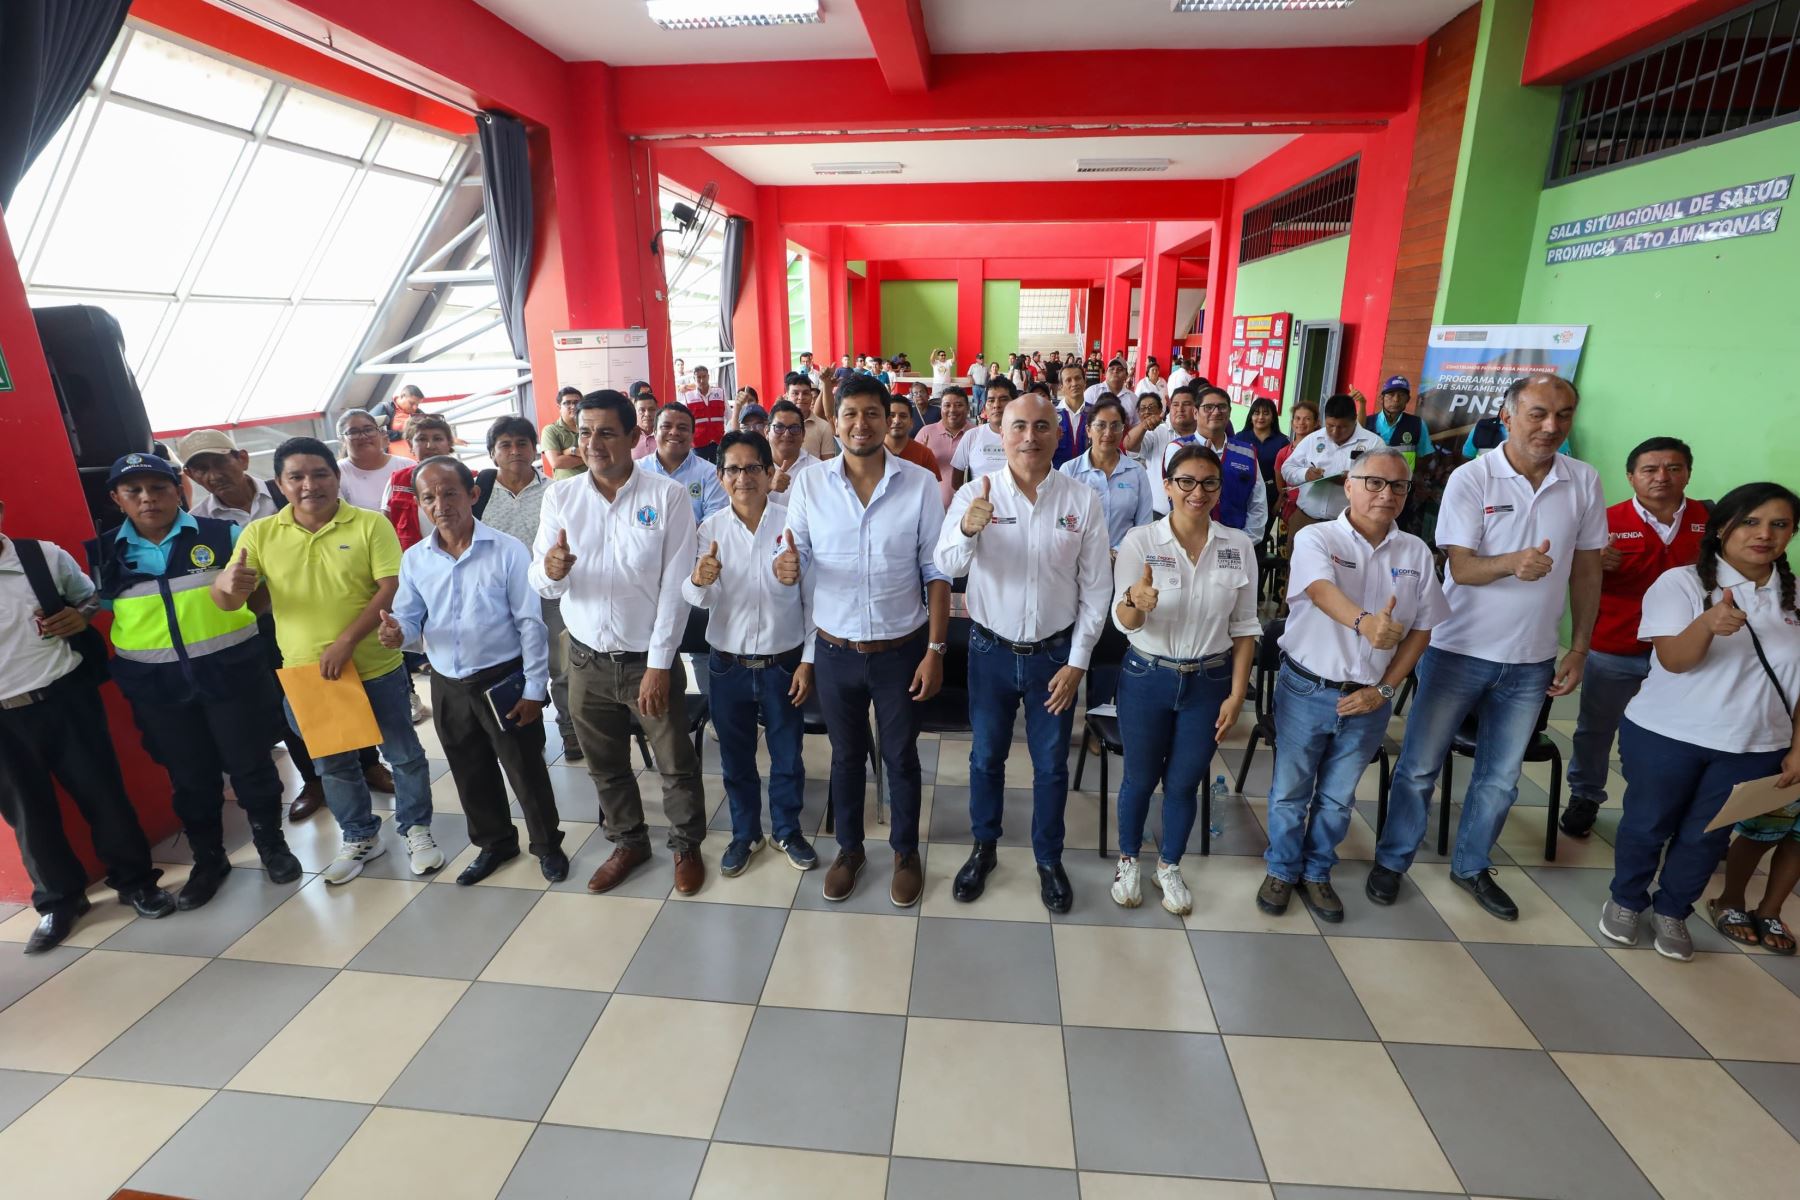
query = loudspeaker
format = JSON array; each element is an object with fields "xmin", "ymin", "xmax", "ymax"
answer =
[{"xmin": 32, "ymin": 304, "xmax": 156, "ymax": 535}]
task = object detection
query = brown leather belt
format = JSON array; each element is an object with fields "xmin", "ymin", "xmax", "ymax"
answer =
[{"xmin": 816, "ymin": 626, "xmax": 923, "ymax": 655}]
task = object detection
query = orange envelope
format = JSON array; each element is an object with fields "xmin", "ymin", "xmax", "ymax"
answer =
[{"xmin": 276, "ymin": 665, "xmax": 383, "ymax": 759}]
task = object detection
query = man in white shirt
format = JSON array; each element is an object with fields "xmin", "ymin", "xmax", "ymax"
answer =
[
  {"xmin": 1085, "ymin": 359, "xmax": 1138, "ymax": 424},
  {"xmin": 684, "ymin": 431, "xmax": 818, "ymax": 878},
  {"xmin": 1140, "ymin": 385, "xmax": 1201, "ymax": 514},
  {"xmin": 797, "ymin": 351, "xmax": 824, "ymax": 392},
  {"xmin": 1167, "ymin": 356, "xmax": 1194, "ymax": 396},
  {"xmin": 641, "ymin": 402, "xmax": 728, "ymax": 526},
  {"xmin": 530, "ymin": 390, "xmax": 708, "ymax": 897},
  {"xmin": 950, "ymin": 375, "xmax": 1014, "ymax": 488},
  {"xmin": 766, "ymin": 401, "xmax": 823, "ymax": 506},
  {"xmin": 967, "ymin": 358, "xmax": 990, "ymax": 406},
  {"xmin": 1259, "ymin": 448, "xmax": 1448, "ymax": 922},
  {"xmin": 1280, "ymin": 393, "xmax": 1388, "ymax": 523},
  {"xmin": 936, "ymin": 395, "xmax": 1111, "ymax": 913},
  {"xmin": 1371, "ymin": 375, "xmax": 1606, "ymax": 920},
  {"xmin": 1194, "ymin": 386, "xmax": 1268, "ymax": 543},
  {"xmin": 777, "ymin": 375, "xmax": 951, "ymax": 908},
  {"xmin": 785, "ymin": 372, "xmax": 839, "ymax": 460}
]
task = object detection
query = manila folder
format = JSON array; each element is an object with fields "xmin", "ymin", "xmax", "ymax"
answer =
[{"xmin": 277, "ymin": 665, "xmax": 382, "ymax": 759}]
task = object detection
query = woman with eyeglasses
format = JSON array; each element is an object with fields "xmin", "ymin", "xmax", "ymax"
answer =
[
  {"xmin": 1109, "ymin": 445, "xmax": 1260, "ymax": 914},
  {"xmin": 1060, "ymin": 395, "xmax": 1153, "ymax": 550},
  {"xmin": 335, "ymin": 410, "xmax": 406, "ymax": 511}
]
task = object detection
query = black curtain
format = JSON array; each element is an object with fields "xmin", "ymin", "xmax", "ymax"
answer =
[
  {"xmin": 0, "ymin": 0, "xmax": 131, "ymax": 211},
  {"xmin": 476, "ymin": 110, "xmax": 535, "ymax": 408},
  {"xmin": 717, "ymin": 215, "xmax": 748, "ymax": 401}
]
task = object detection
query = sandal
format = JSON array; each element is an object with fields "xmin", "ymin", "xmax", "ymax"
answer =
[
  {"xmin": 1708, "ymin": 899, "xmax": 1760, "ymax": 946},
  {"xmin": 1756, "ymin": 915, "xmax": 1797, "ymax": 956}
]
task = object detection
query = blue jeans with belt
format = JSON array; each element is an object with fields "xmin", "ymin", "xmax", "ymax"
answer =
[
  {"xmin": 966, "ymin": 625, "xmax": 1074, "ymax": 865},
  {"xmin": 1264, "ymin": 661, "xmax": 1390, "ymax": 884},
  {"xmin": 1115, "ymin": 649, "xmax": 1233, "ymax": 863},
  {"xmin": 1568, "ymin": 649, "xmax": 1650, "ymax": 806},
  {"xmin": 707, "ymin": 648, "xmax": 806, "ymax": 845},
  {"xmin": 292, "ymin": 664, "xmax": 433, "ymax": 842}
]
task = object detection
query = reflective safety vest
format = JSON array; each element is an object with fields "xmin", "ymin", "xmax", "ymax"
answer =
[{"xmin": 88, "ymin": 516, "xmax": 262, "ymax": 703}]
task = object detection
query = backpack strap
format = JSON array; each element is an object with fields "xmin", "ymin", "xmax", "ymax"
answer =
[
  {"xmin": 471, "ymin": 469, "xmax": 499, "ymax": 519},
  {"xmin": 12, "ymin": 538, "xmax": 67, "ymax": 615}
]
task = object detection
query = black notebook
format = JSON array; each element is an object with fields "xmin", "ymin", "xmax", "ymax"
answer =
[{"xmin": 486, "ymin": 670, "xmax": 529, "ymax": 732}]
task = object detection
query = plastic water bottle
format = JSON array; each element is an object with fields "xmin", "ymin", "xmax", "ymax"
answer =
[{"xmin": 1209, "ymin": 774, "xmax": 1228, "ymax": 839}]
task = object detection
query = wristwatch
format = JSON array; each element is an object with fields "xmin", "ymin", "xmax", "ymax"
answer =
[
  {"xmin": 1375, "ymin": 683, "xmax": 1396, "ymax": 701},
  {"xmin": 928, "ymin": 642, "xmax": 948, "ymax": 656}
]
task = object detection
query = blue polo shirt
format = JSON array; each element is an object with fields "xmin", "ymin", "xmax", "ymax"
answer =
[
  {"xmin": 112, "ymin": 511, "xmax": 240, "ymax": 576},
  {"xmin": 642, "ymin": 451, "xmax": 728, "ymax": 525}
]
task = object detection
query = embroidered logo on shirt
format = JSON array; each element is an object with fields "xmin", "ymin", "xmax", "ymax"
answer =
[
  {"xmin": 688, "ymin": 482, "xmax": 703, "ymax": 499},
  {"xmin": 1484, "ymin": 504, "xmax": 1515, "ymax": 515},
  {"xmin": 1389, "ymin": 566, "xmax": 1422, "ymax": 581},
  {"xmin": 1216, "ymin": 547, "xmax": 1244, "ymax": 570},
  {"xmin": 635, "ymin": 506, "xmax": 659, "ymax": 528},
  {"xmin": 1056, "ymin": 513, "xmax": 1081, "ymax": 533},
  {"xmin": 1331, "ymin": 554, "xmax": 1358, "ymax": 569},
  {"xmin": 189, "ymin": 545, "xmax": 216, "ymax": 568}
]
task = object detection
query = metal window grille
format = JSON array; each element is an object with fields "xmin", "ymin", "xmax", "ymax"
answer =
[
  {"xmin": 1237, "ymin": 157, "xmax": 1358, "ymax": 265},
  {"xmin": 1549, "ymin": 0, "xmax": 1800, "ymax": 183}
]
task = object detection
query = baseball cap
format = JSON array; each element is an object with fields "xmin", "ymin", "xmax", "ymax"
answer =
[
  {"xmin": 174, "ymin": 428, "xmax": 240, "ymax": 463},
  {"xmin": 106, "ymin": 452, "xmax": 182, "ymax": 489},
  {"xmin": 1381, "ymin": 375, "xmax": 1412, "ymax": 394},
  {"xmin": 737, "ymin": 403, "xmax": 770, "ymax": 425}
]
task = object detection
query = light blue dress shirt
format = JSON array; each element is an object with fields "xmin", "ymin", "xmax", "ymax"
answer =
[
  {"xmin": 391, "ymin": 520, "xmax": 549, "ymax": 701},
  {"xmin": 1059, "ymin": 450, "xmax": 1153, "ymax": 548},
  {"xmin": 642, "ymin": 450, "xmax": 728, "ymax": 526},
  {"xmin": 113, "ymin": 510, "xmax": 240, "ymax": 576}
]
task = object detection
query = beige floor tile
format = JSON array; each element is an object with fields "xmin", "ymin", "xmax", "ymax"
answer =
[
  {"xmin": 1225, "ymin": 1035, "xmax": 1460, "ymax": 1192},
  {"xmin": 1181, "ymin": 852, "xmax": 1319, "ymax": 935},
  {"xmin": 671, "ymin": 836, "xmax": 804, "ymax": 907},
  {"xmin": 1498, "ymin": 804, "xmax": 1613, "ymax": 869},
  {"xmin": 0, "ymin": 863, "xmax": 192, "ymax": 946},
  {"xmin": 0, "ymin": 1076, "xmax": 211, "ymax": 1200},
  {"xmin": 1079, "ymin": 1175, "xmax": 1274, "ymax": 1200},
  {"xmin": 479, "ymin": 892, "xmax": 661, "ymax": 992},
  {"xmin": 0, "ymin": 948, "xmax": 206, "ymax": 1073},
  {"xmin": 1555, "ymin": 1052, "xmax": 1800, "ymax": 1200},
  {"xmin": 221, "ymin": 875, "xmax": 426, "ymax": 967},
  {"xmin": 230, "ymin": 970, "xmax": 466, "ymax": 1102},
  {"xmin": 436, "ymin": 820, "xmax": 596, "ymax": 889},
  {"xmin": 544, "ymin": 993, "xmax": 753, "ymax": 1138},
  {"xmin": 1609, "ymin": 949, "xmax": 1800, "ymax": 1061},
  {"xmin": 305, "ymin": 1106, "xmax": 532, "ymax": 1200},
  {"xmin": 1054, "ymin": 925, "xmax": 1215, "ymax": 1032},
  {"xmin": 760, "ymin": 908, "xmax": 916, "ymax": 1015},
  {"xmin": 892, "ymin": 1016, "xmax": 1075, "ymax": 1169},
  {"xmin": 691, "ymin": 1143, "xmax": 888, "ymax": 1200},
  {"xmin": 1328, "ymin": 937, "xmax": 1536, "ymax": 1048},
  {"xmin": 1409, "ymin": 863, "xmax": 1593, "ymax": 945},
  {"xmin": 920, "ymin": 843, "xmax": 1049, "ymax": 922},
  {"xmin": 231, "ymin": 809, "xmax": 342, "ymax": 872}
]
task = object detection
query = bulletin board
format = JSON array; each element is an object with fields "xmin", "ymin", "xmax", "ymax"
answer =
[
  {"xmin": 552, "ymin": 328, "xmax": 651, "ymax": 396},
  {"xmin": 1225, "ymin": 312, "xmax": 1290, "ymax": 410}
]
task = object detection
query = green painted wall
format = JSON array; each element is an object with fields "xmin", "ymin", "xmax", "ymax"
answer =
[
  {"xmin": 982, "ymin": 280, "xmax": 1020, "ymax": 362},
  {"xmin": 880, "ymin": 280, "xmax": 956, "ymax": 362},
  {"xmin": 1230, "ymin": 235, "xmax": 1349, "ymax": 410}
]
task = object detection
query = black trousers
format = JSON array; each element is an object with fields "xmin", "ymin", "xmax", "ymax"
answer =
[
  {"xmin": 260, "ymin": 613, "xmax": 377, "ymax": 783},
  {"xmin": 130, "ymin": 673, "xmax": 286, "ymax": 860},
  {"xmin": 432, "ymin": 662, "xmax": 563, "ymax": 856},
  {"xmin": 812, "ymin": 630, "xmax": 926, "ymax": 855},
  {"xmin": 0, "ymin": 675, "xmax": 160, "ymax": 913}
]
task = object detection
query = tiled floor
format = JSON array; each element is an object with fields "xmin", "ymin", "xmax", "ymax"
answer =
[{"xmin": 3, "ymin": 692, "xmax": 1800, "ymax": 1200}]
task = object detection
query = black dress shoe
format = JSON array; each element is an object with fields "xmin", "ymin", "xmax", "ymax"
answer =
[
  {"xmin": 257, "ymin": 841, "xmax": 303, "ymax": 885},
  {"xmin": 1452, "ymin": 868, "xmax": 1519, "ymax": 920},
  {"xmin": 1365, "ymin": 864, "xmax": 1402, "ymax": 906},
  {"xmin": 1038, "ymin": 862, "xmax": 1074, "ymax": 914},
  {"xmin": 120, "ymin": 885, "xmax": 176, "ymax": 919},
  {"xmin": 539, "ymin": 849, "xmax": 570, "ymax": 883},
  {"xmin": 1559, "ymin": 797, "xmax": 1600, "ymax": 838},
  {"xmin": 24, "ymin": 896, "xmax": 90, "ymax": 955},
  {"xmin": 177, "ymin": 856, "xmax": 232, "ymax": 911},
  {"xmin": 458, "ymin": 845, "xmax": 519, "ymax": 886},
  {"xmin": 952, "ymin": 841, "xmax": 998, "ymax": 903}
]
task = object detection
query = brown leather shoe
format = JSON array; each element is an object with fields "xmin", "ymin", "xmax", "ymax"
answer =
[
  {"xmin": 823, "ymin": 850, "xmax": 866, "ymax": 902},
  {"xmin": 890, "ymin": 850, "xmax": 924, "ymax": 908},
  {"xmin": 672, "ymin": 849, "xmax": 705, "ymax": 895},
  {"xmin": 288, "ymin": 780, "xmax": 324, "ymax": 822},
  {"xmin": 362, "ymin": 762, "xmax": 396, "ymax": 794},
  {"xmin": 586, "ymin": 843, "xmax": 651, "ymax": 893}
]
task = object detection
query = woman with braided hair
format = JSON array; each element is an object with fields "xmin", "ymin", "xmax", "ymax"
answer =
[{"xmin": 1600, "ymin": 482, "xmax": 1800, "ymax": 960}]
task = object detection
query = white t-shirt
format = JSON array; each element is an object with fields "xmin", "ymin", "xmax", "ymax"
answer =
[
  {"xmin": 339, "ymin": 456, "xmax": 406, "ymax": 511},
  {"xmin": 1429, "ymin": 448, "xmax": 1609, "ymax": 663},
  {"xmin": 1627, "ymin": 563, "xmax": 1800, "ymax": 753},
  {"xmin": 1136, "ymin": 377, "xmax": 1169, "ymax": 400},
  {"xmin": 950, "ymin": 424, "xmax": 1007, "ymax": 476},
  {"xmin": 1281, "ymin": 512, "xmax": 1449, "ymax": 686},
  {"xmin": 968, "ymin": 362, "xmax": 989, "ymax": 386},
  {"xmin": 1168, "ymin": 367, "xmax": 1194, "ymax": 394},
  {"xmin": 930, "ymin": 357, "xmax": 956, "ymax": 397}
]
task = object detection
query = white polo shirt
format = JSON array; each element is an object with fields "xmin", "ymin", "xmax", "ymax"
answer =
[
  {"xmin": 935, "ymin": 469, "xmax": 1112, "ymax": 670},
  {"xmin": 1628, "ymin": 563, "xmax": 1800, "ymax": 753},
  {"xmin": 1279, "ymin": 424, "xmax": 1389, "ymax": 519},
  {"xmin": 1430, "ymin": 448, "xmax": 1609, "ymax": 664},
  {"xmin": 1110, "ymin": 521, "xmax": 1261, "ymax": 660},
  {"xmin": 682, "ymin": 504, "xmax": 815, "ymax": 663},
  {"xmin": 0, "ymin": 538, "xmax": 93, "ymax": 697},
  {"xmin": 1086, "ymin": 382, "xmax": 1138, "ymax": 424},
  {"xmin": 1280, "ymin": 512, "xmax": 1450, "ymax": 685},
  {"xmin": 950, "ymin": 424, "xmax": 1007, "ymax": 477}
]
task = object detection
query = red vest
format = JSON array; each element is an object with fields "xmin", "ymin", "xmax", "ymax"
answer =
[
  {"xmin": 1592, "ymin": 498, "xmax": 1708, "ymax": 656},
  {"xmin": 383, "ymin": 464, "xmax": 424, "ymax": 551}
]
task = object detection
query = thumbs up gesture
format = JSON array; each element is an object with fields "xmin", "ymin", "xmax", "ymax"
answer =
[
  {"xmin": 1601, "ymin": 532, "xmax": 1623, "ymax": 572},
  {"xmin": 773, "ymin": 529, "xmax": 801, "ymax": 586},
  {"xmin": 693, "ymin": 540, "xmax": 722, "ymax": 587},
  {"xmin": 771, "ymin": 463, "xmax": 791, "ymax": 493},
  {"xmin": 1360, "ymin": 595, "xmax": 1405, "ymax": 650},
  {"xmin": 1127, "ymin": 561, "xmax": 1160, "ymax": 613},
  {"xmin": 219, "ymin": 548, "xmax": 259, "ymax": 599},
  {"xmin": 961, "ymin": 475, "xmax": 996, "ymax": 537},
  {"xmin": 376, "ymin": 609, "xmax": 404, "ymax": 649},
  {"xmin": 1513, "ymin": 539, "xmax": 1555, "ymax": 582},
  {"xmin": 1703, "ymin": 589, "xmax": 1750, "ymax": 637},
  {"xmin": 544, "ymin": 528, "xmax": 578, "ymax": 581}
]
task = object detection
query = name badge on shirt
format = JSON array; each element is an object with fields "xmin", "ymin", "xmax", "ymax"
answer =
[
  {"xmin": 1215, "ymin": 547, "xmax": 1244, "ymax": 573},
  {"xmin": 1145, "ymin": 553, "xmax": 1182, "ymax": 591}
]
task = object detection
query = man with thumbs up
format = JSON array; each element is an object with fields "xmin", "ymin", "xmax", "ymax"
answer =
[{"xmin": 1371, "ymin": 375, "xmax": 1607, "ymax": 920}]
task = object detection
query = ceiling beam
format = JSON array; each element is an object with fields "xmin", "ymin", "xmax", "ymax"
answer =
[
  {"xmin": 853, "ymin": 0, "xmax": 931, "ymax": 93},
  {"xmin": 775, "ymin": 181, "xmax": 1226, "ymax": 225}
]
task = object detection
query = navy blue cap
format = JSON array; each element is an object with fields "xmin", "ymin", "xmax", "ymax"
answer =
[
  {"xmin": 106, "ymin": 452, "xmax": 182, "ymax": 489},
  {"xmin": 1381, "ymin": 375, "xmax": 1412, "ymax": 394}
]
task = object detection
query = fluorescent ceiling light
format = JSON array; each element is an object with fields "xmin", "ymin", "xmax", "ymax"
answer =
[
  {"xmin": 1172, "ymin": 0, "xmax": 1354, "ymax": 11},
  {"xmin": 1076, "ymin": 158, "xmax": 1172, "ymax": 174},
  {"xmin": 647, "ymin": 0, "xmax": 821, "ymax": 30},
  {"xmin": 811, "ymin": 161, "xmax": 904, "ymax": 176}
]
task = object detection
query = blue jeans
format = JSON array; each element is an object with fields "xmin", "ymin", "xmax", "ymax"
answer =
[
  {"xmin": 1264, "ymin": 662, "xmax": 1390, "ymax": 884},
  {"xmin": 289, "ymin": 665, "xmax": 432, "ymax": 842},
  {"xmin": 707, "ymin": 649, "xmax": 806, "ymax": 844},
  {"xmin": 813, "ymin": 631, "xmax": 925, "ymax": 855},
  {"xmin": 1374, "ymin": 647, "xmax": 1554, "ymax": 878},
  {"xmin": 967, "ymin": 627, "xmax": 1074, "ymax": 865},
  {"xmin": 1611, "ymin": 718, "xmax": 1786, "ymax": 918},
  {"xmin": 1568, "ymin": 649, "xmax": 1650, "ymax": 806},
  {"xmin": 1115, "ymin": 650, "xmax": 1233, "ymax": 863}
]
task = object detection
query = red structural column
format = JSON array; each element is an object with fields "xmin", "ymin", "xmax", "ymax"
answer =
[
  {"xmin": 807, "ymin": 252, "xmax": 832, "ymax": 365},
  {"xmin": 1100, "ymin": 262, "xmax": 1135, "ymax": 363},
  {"xmin": 825, "ymin": 226, "xmax": 849, "ymax": 363},
  {"xmin": 734, "ymin": 187, "xmax": 791, "ymax": 398},
  {"xmin": 1136, "ymin": 232, "xmax": 1180, "ymax": 375},
  {"xmin": 1202, "ymin": 205, "xmax": 1232, "ymax": 377},
  {"xmin": 955, "ymin": 259, "xmax": 984, "ymax": 372},
  {"xmin": 860, "ymin": 261, "xmax": 883, "ymax": 360}
]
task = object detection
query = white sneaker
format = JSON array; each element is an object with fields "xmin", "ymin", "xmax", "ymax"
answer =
[
  {"xmin": 1153, "ymin": 860, "xmax": 1193, "ymax": 916},
  {"xmin": 409, "ymin": 691, "xmax": 430, "ymax": 725},
  {"xmin": 1110, "ymin": 856, "xmax": 1142, "ymax": 908},
  {"xmin": 322, "ymin": 835, "xmax": 385, "ymax": 884},
  {"xmin": 405, "ymin": 827, "xmax": 445, "ymax": 875}
]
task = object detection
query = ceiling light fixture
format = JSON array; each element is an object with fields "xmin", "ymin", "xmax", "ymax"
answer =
[
  {"xmin": 647, "ymin": 0, "xmax": 821, "ymax": 30},
  {"xmin": 1172, "ymin": 0, "xmax": 1354, "ymax": 12},
  {"xmin": 1075, "ymin": 158, "xmax": 1172, "ymax": 174},
  {"xmin": 811, "ymin": 161, "xmax": 905, "ymax": 176}
]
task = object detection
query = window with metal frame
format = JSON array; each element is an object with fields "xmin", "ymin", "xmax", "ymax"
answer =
[
  {"xmin": 1237, "ymin": 157, "xmax": 1358, "ymax": 266},
  {"xmin": 1548, "ymin": 0, "xmax": 1800, "ymax": 183}
]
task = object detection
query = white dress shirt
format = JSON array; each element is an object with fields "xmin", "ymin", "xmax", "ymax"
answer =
[
  {"xmin": 949, "ymin": 424, "xmax": 1007, "ymax": 476},
  {"xmin": 1631, "ymin": 497, "xmax": 1680, "ymax": 545},
  {"xmin": 682, "ymin": 504, "xmax": 815, "ymax": 663},
  {"xmin": 1148, "ymin": 429, "xmax": 1202, "ymax": 516},
  {"xmin": 391, "ymin": 520, "xmax": 549, "ymax": 700},
  {"xmin": 528, "ymin": 467, "xmax": 697, "ymax": 670},
  {"xmin": 1086, "ymin": 382, "xmax": 1138, "ymax": 424},
  {"xmin": 1279, "ymin": 424, "xmax": 1389, "ymax": 520},
  {"xmin": 1280, "ymin": 512, "xmax": 1449, "ymax": 685},
  {"xmin": 783, "ymin": 451, "xmax": 949, "ymax": 641},
  {"xmin": 768, "ymin": 449, "xmax": 824, "ymax": 507},
  {"xmin": 1167, "ymin": 366, "xmax": 1193, "ymax": 395},
  {"xmin": 1111, "ymin": 521, "xmax": 1261, "ymax": 660},
  {"xmin": 189, "ymin": 475, "xmax": 280, "ymax": 527},
  {"xmin": 0, "ymin": 537, "xmax": 94, "ymax": 697},
  {"xmin": 936, "ymin": 468, "xmax": 1112, "ymax": 670},
  {"xmin": 1136, "ymin": 377, "xmax": 1169, "ymax": 400}
]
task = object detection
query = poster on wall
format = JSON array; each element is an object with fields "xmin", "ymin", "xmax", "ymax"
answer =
[
  {"xmin": 553, "ymin": 328, "xmax": 651, "ymax": 396},
  {"xmin": 1545, "ymin": 174, "xmax": 1791, "ymax": 264},
  {"xmin": 1226, "ymin": 312, "xmax": 1290, "ymax": 410},
  {"xmin": 1415, "ymin": 324, "xmax": 1588, "ymax": 439}
]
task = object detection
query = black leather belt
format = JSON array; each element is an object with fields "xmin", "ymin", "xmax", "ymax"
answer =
[
  {"xmin": 713, "ymin": 645, "xmax": 803, "ymax": 670},
  {"xmin": 1282, "ymin": 654, "xmax": 1372, "ymax": 693},
  {"xmin": 973, "ymin": 622, "xmax": 1073, "ymax": 656},
  {"xmin": 568, "ymin": 636, "xmax": 646, "ymax": 665},
  {"xmin": 1131, "ymin": 649, "xmax": 1230, "ymax": 675},
  {"xmin": 443, "ymin": 657, "xmax": 524, "ymax": 688}
]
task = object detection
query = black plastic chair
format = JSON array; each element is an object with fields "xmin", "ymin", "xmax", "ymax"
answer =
[
  {"xmin": 1426, "ymin": 692, "xmax": 1562, "ymax": 862},
  {"xmin": 630, "ymin": 608, "xmax": 712, "ymax": 769},
  {"xmin": 1072, "ymin": 622, "xmax": 1129, "ymax": 857}
]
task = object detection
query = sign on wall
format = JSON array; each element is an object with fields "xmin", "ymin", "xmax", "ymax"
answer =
[
  {"xmin": 1544, "ymin": 174, "xmax": 1792, "ymax": 265},
  {"xmin": 0, "ymin": 343, "xmax": 11, "ymax": 392},
  {"xmin": 1226, "ymin": 312, "xmax": 1290, "ymax": 409},
  {"xmin": 552, "ymin": 328, "xmax": 650, "ymax": 396},
  {"xmin": 1416, "ymin": 324, "xmax": 1588, "ymax": 437}
]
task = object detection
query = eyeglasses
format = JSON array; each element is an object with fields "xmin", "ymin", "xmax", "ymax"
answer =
[
  {"xmin": 770, "ymin": 423, "xmax": 804, "ymax": 435},
  {"xmin": 1198, "ymin": 403, "xmax": 1231, "ymax": 415},
  {"xmin": 1349, "ymin": 476, "xmax": 1412, "ymax": 495},
  {"xmin": 342, "ymin": 426, "xmax": 383, "ymax": 439},
  {"xmin": 1168, "ymin": 475, "xmax": 1222, "ymax": 494},
  {"xmin": 720, "ymin": 464, "xmax": 767, "ymax": 479}
]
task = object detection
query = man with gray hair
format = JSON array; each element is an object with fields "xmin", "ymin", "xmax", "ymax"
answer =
[{"xmin": 1370, "ymin": 375, "xmax": 1606, "ymax": 920}]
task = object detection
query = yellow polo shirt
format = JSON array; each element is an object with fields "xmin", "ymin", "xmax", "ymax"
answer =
[{"xmin": 237, "ymin": 503, "xmax": 403, "ymax": 679}]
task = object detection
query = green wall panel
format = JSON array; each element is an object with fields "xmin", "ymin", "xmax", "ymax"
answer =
[
  {"xmin": 879, "ymin": 280, "xmax": 956, "ymax": 363},
  {"xmin": 982, "ymin": 280, "xmax": 1021, "ymax": 363},
  {"xmin": 1230, "ymin": 236, "xmax": 1349, "ymax": 409}
]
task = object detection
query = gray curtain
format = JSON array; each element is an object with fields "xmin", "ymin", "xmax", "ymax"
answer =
[
  {"xmin": 717, "ymin": 215, "xmax": 748, "ymax": 400},
  {"xmin": 476, "ymin": 110, "xmax": 535, "ymax": 407},
  {"xmin": 0, "ymin": 0, "xmax": 131, "ymax": 210}
]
